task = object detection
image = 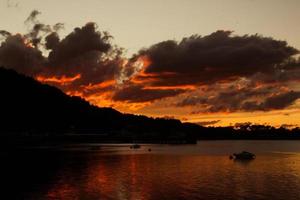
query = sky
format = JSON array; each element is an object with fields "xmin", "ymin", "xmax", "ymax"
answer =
[{"xmin": 0, "ymin": 0, "xmax": 300, "ymax": 127}]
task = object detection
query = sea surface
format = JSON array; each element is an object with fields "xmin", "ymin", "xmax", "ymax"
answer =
[{"xmin": 2, "ymin": 140, "xmax": 300, "ymax": 200}]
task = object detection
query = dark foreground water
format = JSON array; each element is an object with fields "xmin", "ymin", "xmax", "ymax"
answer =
[{"xmin": 2, "ymin": 141, "xmax": 300, "ymax": 200}]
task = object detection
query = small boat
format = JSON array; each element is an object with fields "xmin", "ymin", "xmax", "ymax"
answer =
[
  {"xmin": 230, "ymin": 151, "xmax": 256, "ymax": 160},
  {"xmin": 130, "ymin": 144, "xmax": 141, "ymax": 149}
]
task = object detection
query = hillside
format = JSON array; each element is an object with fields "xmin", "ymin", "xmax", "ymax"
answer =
[{"xmin": 0, "ymin": 67, "xmax": 199, "ymax": 143}]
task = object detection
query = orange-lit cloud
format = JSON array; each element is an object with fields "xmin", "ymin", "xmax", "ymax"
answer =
[{"xmin": 36, "ymin": 74, "xmax": 81, "ymax": 85}]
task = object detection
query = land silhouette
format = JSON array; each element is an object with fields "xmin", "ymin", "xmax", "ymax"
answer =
[{"xmin": 0, "ymin": 67, "xmax": 299, "ymax": 147}]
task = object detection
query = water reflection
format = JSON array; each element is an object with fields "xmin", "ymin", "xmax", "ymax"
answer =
[
  {"xmin": 2, "ymin": 141, "xmax": 300, "ymax": 200},
  {"xmin": 44, "ymin": 155, "xmax": 300, "ymax": 199}
]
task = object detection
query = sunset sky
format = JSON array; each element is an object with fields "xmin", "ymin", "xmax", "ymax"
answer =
[{"xmin": 0, "ymin": 0, "xmax": 300, "ymax": 127}]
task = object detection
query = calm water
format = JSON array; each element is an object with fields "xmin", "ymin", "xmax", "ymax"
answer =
[{"xmin": 2, "ymin": 141, "xmax": 300, "ymax": 200}]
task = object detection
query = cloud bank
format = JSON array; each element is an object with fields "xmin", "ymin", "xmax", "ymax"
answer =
[{"xmin": 0, "ymin": 10, "xmax": 300, "ymax": 114}]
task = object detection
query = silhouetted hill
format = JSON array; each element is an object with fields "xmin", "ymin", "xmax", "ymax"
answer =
[
  {"xmin": 0, "ymin": 67, "xmax": 123, "ymax": 132},
  {"xmin": 0, "ymin": 67, "xmax": 198, "ymax": 144}
]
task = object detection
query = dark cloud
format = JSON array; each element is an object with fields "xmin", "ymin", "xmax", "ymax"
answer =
[
  {"xmin": 45, "ymin": 32, "xmax": 60, "ymax": 50},
  {"xmin": 0, "ymin": 30, "xmax": 11, "ymax": 38},
  {"xmin": 25, "ymin": 10, "xmax": 41, "ymax": 24},
  {"xmin": 25, "ymin": 23, "xmax": 52, "ymax": 47},
  {"xmin": 22, "ymin": 11, "xmax": 65, "ymax": 49},
  {"xmin": 0, "ymin": 11, "xmax": 48, "ymax": 74},
  {"xmin": 45, "ymin": 22, "xmax": 124, "ymax": 87},
  {"xmin": 48, "ymin": 23, "xmax": 112, "ymax": 66},
  {"xmin": 112, "ymin": 84, "xmax": 185, "ymax": 103},
  {"xmin": 242, "ymin": 91, "xmax": 300, "ymax": 111},
  {"xmin": 0, "ymin": 34, "xmax": 44, "ymax": 75},
  {"xmin": 176, "ymin": 81, "xmax": 271, "ymax": 107},
  {"xmin": 53, "ymin": 23, "xmax": 64, "ymax": 32},
  {"xmin": 176, "ymin": 80, "xmax": 300, "ymax": 113},
  {"xmin": 121, "ymin": 31, "xmax": 300, "ymax": 105},
  {"xmin": 24, "ymin": 11, "xmax": 64, "ymax": 48},
  {"xmin": 25, "ymin": 10, "xmax": 64, "ymax": 47},
  {"xmin": 132, "ymin": 31, "xmax": 298, "ymax": 86},
  {"xmin": 0, "ymin": 11, "xmax": 123, "ymax": 98}
]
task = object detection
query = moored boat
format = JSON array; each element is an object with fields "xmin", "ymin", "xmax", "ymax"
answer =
[{"xmin": 230, "ymin": 151, "xmax": 256, "ymax": 160}]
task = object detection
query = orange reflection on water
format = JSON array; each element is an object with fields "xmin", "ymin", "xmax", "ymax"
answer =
[
  {"xmin": 42, "ymin": 143, "xmax": 300, "ymax": 200},
  {"xmin": 47, "ymin": 182, "xmax": 79, "ymax": 200}
]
